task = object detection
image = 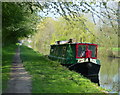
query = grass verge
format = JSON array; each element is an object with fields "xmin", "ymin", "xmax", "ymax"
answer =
[
  {"xmin": 2, "ymin": 44, "xmax": 17, "ymax": 92},
  {"xmin": 20, "ymin": 46, "xmax": 107, "ymax": 93},
  {"xmin": 98, "ymin": 47, "xmax": 120, "ymax": 57}
]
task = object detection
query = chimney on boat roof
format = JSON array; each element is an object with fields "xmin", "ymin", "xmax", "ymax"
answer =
[
  {"xmin": 56, "ymin": 39, "xmax": 72, "ymax": 45},
  {"xmin": 68, "ymin": 39, "xmax": 72, "ymax": 43},
  {"xmin": 57, "ymin": 41, "xmax": 60, "ymax": 44}
]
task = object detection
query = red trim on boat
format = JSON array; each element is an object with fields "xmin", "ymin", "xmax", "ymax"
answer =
[{"xmin": 76, "ymin": 43, "xmax": 98, "ymax": 59}]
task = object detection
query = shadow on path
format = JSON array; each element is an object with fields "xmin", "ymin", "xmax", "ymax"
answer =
[{"xmin": 3, "ymin": 46, "xmax": 32, "ymax": 94}]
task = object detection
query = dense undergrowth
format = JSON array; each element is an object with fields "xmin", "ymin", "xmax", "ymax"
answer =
[
  {"xmin": 20, "ymin": 46, "xmax": 106, "ymax": 93},
  {"xmin": 2, "ymin": 44, "xmax": 17, "ymax": 92}
]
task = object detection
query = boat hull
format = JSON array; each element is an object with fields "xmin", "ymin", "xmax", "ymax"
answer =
[{"xmin": 62, "ymin": 62, "xmax": 101, "ymax": 85}]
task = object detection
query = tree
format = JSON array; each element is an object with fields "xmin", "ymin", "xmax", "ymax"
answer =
[
  {"xmin": 2, "ymin": 2, "xmax": 39, "ymax": 45},
  {"xmin": 26, "ymin": 16, "xmax": 96, "ymax": 54},
  {"xmin": 51, "ymin": 16, "xmax": 96, "ymax": 43},
  {"xmin": 35, "ymin": 1, "xmax": 118, "ymax": 47}
]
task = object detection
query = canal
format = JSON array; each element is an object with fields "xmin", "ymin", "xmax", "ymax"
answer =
[{"xmin": 99, "ymin": 57, "xmax": 119, "ymax": 93}]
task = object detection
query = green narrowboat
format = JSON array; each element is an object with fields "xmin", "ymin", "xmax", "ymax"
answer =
[{"xmin": 49, "ymin": 40, "xmax": 101, "ymax": 84}]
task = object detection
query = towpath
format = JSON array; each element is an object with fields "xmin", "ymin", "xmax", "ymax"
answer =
[{"xmin": 4, "ymin": 46, "xmax": 32, "ymax": 94}]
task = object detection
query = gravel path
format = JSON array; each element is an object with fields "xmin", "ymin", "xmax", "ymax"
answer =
[{"xmin": 4, "ymin": 46, "xmax": 32, "ymax": 94}]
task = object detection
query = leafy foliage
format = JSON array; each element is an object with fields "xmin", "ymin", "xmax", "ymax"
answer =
[
  {"xmin": 52, "ymin": 16, "xmax": 96, "ymax": 43},
  {"xmin": 2, "ymin": 2, "xmax": 38, "ymax": 45},
  {"xmin": 38, "ymin": 2, "xmax": 118, "ymax": 27},
  {"xmin": 2, "ymin": 1, "xmax": 118, "ymax": 55},
  {"xmin": 2, "ymin": 1, "xmax": 118, "ymax": 46},
  {"xmin": 24, "ymin": 16, "xmax": 97, "ymax": 55}
]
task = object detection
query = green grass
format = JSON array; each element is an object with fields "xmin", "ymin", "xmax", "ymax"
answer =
[
  {"xmin": 112, "ymin": 47, "xmax": 120, "ymax": 51},
  {"xmin": 98, "ymin": 47, "xmax": 120, "ymax": 57},
  {"xmin": 20, "ymin": 46, "xmax": 106, "ymax": 93},
  {"xmin": 2, "ymin": 44, "xmax": 17, "ymax": 92},
  {"xmin": 99, "ymin": 47, "xmax": 120, "ymax": 51}
]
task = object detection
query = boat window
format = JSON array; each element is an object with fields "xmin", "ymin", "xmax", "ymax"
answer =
[
  {"xmin": 88, "ymin": 45, "xmax": 96, "ymax": 57},
  {"xmin": 78, "ymin": 45, "xmax": 86, "ymax": 57}
]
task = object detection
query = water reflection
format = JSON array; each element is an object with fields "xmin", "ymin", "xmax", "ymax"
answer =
[{"xmin": 99, "ymin": 57, "xmax": 119, "ymax": 92}]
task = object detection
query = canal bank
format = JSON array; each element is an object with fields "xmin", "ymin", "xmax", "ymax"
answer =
[{"xmin": 20, "ymin": 45, "xmax": 107, "ymax": 93}]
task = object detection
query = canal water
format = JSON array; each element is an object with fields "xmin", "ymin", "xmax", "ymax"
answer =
[{"xmin": 99, "ymin": 57, "xmax": 119, "ymax": 93}]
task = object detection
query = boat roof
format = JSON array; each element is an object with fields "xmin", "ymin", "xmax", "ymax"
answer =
[{"xmin": 51, "ymin": 42, "xmax": 97, "ymax": 46}]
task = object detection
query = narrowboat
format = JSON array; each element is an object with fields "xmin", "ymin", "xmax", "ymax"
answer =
[{"xmin": 49, "ymin": 39, "xmax": 101, "ymax": 84}]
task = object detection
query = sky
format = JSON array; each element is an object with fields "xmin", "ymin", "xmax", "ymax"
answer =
[{"xmin": 37, "ymin": 1, "xmax": 118, "ymax": 26}]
